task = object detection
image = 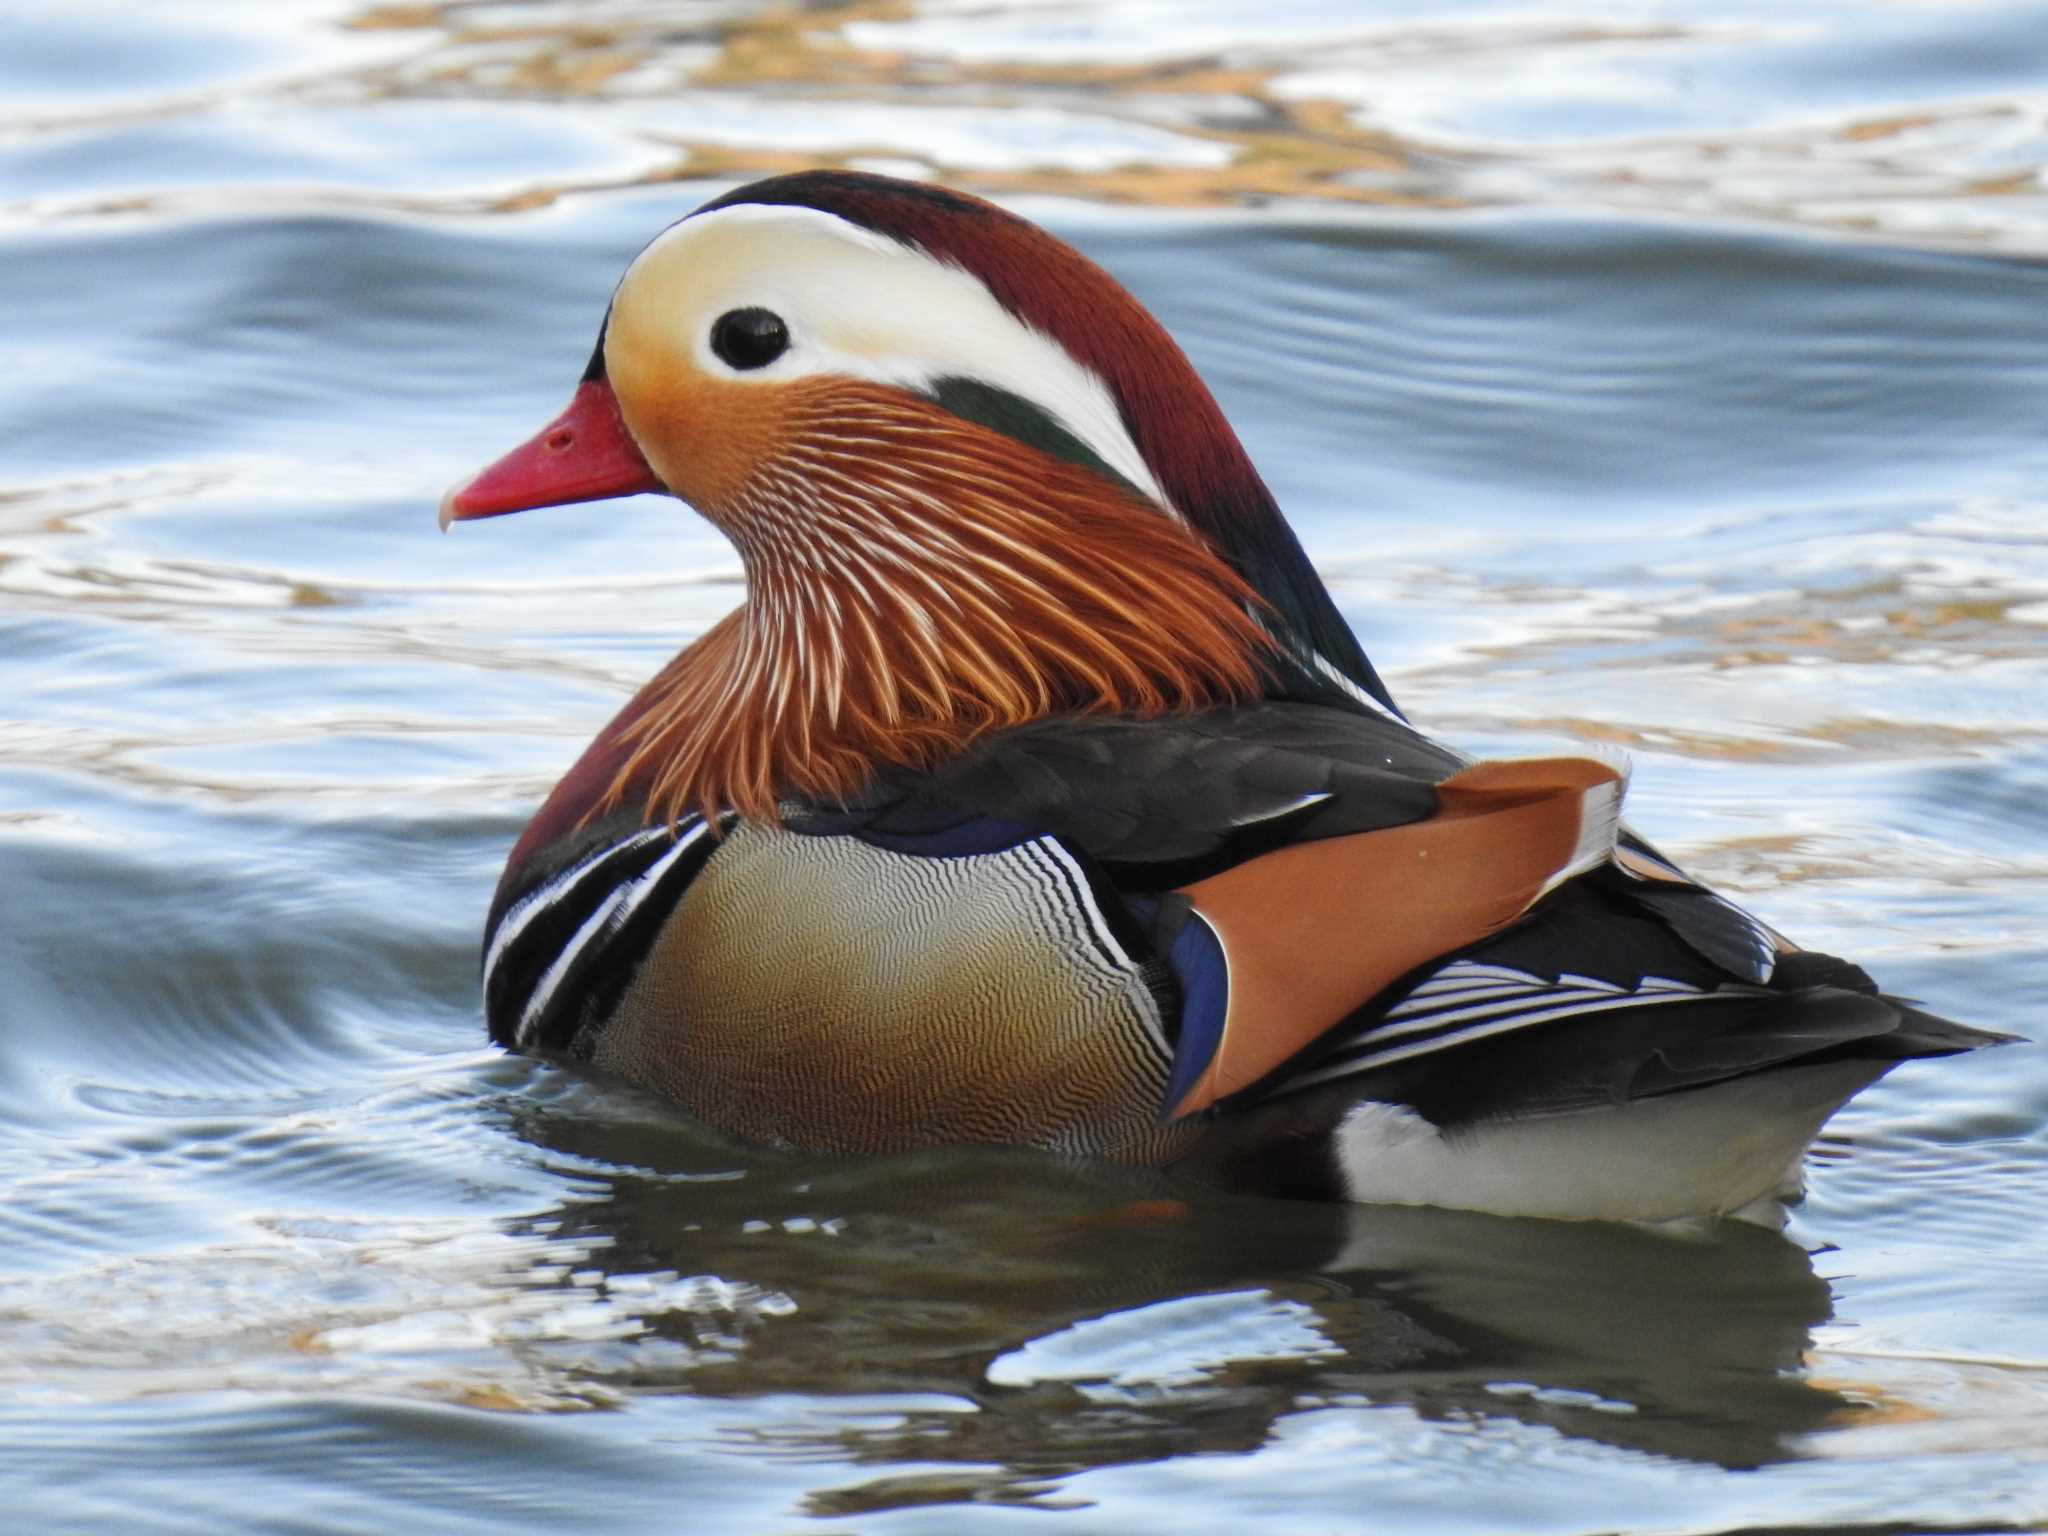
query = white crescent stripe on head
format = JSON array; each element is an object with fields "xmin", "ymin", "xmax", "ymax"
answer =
[{"xmin": 613, "ymin": 201, "xmax": 1171, "ymax": 512}]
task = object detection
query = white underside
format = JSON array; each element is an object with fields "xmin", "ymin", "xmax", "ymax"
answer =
[{"xmin": 1333, "ymin": 1060, "xmax": 1881, "ymax": 1225}]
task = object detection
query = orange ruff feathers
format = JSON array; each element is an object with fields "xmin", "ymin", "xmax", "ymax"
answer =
[{"xmin": 601, "ymin": 381, "xmax": 1277, "ymax": 826}]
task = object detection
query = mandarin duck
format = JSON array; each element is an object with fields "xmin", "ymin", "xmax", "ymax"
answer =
[{"xmin": 444, "ymin": 171, "xmax": 2011, "ymax": 1223}]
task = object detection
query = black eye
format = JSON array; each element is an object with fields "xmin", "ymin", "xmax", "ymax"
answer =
[{"xmin": 710, "ymin": 307, "xmax": 790, "ymax": 371}]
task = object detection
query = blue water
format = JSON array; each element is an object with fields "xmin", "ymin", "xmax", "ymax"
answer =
[{"xmin": 3, "ymin": 3, "xmax": 2045, "ymax": 1531}]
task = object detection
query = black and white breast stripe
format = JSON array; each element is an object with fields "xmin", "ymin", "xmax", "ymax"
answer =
[
  {"xmin": 483, "ymin": 817, "xmax": 1176, "ymax": 1070},
  {"xmin": 1017, "ymin": 835, "xmax": 1142, "ymax": 980},
  {"xmin": 1283, "ymin": 960, "xmax": 1714, "ymax": 1092},
  {"xmin": 485, "ymin": 827, "xmax": 670, "ymax": 983},
  {"xmin": 1045, "ymin": 835, "xmax": 1175, "ymax": 1066},
  {"xmin": 484, "ymin": 816, "xmax": 721, "ymax": 1051}
]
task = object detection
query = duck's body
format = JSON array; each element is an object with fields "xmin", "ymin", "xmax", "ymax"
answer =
[{"xmin": 448, "ymin": 171, "xmax": 2010, "ymax": 1223}]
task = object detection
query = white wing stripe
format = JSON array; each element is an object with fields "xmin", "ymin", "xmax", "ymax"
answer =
[
  {"xmin": 1386, "ymin": 962, "xmax": 1699, "ymax": 1016},
  {"xmin": 1385, "ymin": 978, "xmax": 1554, "ymax": 1013},
  {"xmin": 1368, "ymin": 986, "xmax": 1631, "ymax": 1042},
  {"xmin": 1407, "ymin": 961, "xmax": 1564, "ymax": 987},
  {"xmin": 1291, "ymin": 986, "xmax": 1709, "ymax": 1091}
]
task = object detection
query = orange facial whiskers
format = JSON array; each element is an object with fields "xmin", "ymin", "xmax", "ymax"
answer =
[{"xmin": 601, "ymin": 379, "xmax": 1276, "ymax": 826}]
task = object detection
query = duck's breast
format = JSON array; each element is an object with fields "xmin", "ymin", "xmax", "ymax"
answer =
[{"xmin": 587, "ymin": 821, "xmax": 1195, "ymax": 1160}]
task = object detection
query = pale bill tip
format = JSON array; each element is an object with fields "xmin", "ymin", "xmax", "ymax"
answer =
[{"xmin": 437, "ymin": 477, "xmax": 473, "ymax": 534}]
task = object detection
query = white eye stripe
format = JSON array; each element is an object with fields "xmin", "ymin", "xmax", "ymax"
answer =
[{"xmin": 616, "ymin": 202, "xmax": 1170, "ymax": 512}]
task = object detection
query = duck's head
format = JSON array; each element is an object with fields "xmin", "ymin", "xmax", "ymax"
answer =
[{"xmin": 445, "ymin": 172, "xmax": 1396, "ymax": 821}]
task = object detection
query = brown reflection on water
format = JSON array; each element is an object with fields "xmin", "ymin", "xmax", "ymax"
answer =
[
  {"xmin": 349, "ymin": 1, "xmax": 2048, "ymax": 237},
  {"xmin": 337, "ymin": 0, "xmax": 1444, "ymax": 212},
  {"xmin": 4, "ymin": 0, "xmax": 2036, "ymax": 242}
]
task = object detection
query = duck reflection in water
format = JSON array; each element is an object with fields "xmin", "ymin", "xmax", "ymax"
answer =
[{"xmin": 502, "ymin": 1078, "xmax": 1857, "ymax": 1513}]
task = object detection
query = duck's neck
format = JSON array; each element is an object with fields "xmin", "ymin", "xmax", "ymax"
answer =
[{"xmin": 592, "ymin": 403, "xmax": 1275, "ymax": 827}]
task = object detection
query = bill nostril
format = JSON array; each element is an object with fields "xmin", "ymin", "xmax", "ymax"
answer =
[{"xmin": 547, "ymin": 429, "xmax": 574, "ymax": 452}]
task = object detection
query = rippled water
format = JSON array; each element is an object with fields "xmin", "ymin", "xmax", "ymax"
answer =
[{"xmin": 4, "ymin": 3, "xmax": 2046, "ymax": 1531}]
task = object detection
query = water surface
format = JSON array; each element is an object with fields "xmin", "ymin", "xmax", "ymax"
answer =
[{"xmin": 3, "ymin": 3, "xmax": 2045, "ymax": 1531}]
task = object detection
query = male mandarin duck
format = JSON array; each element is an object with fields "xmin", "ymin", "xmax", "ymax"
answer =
[{"xmin": 444, "ymin": 170, "xmax": 2010, "ymax": 1223}]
